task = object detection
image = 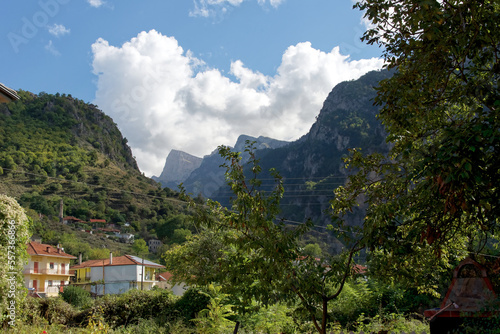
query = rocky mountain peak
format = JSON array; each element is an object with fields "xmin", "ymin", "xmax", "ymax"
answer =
[{"xmin": 153, "ymin": 150, "xmax": 202, "ymax": 189}]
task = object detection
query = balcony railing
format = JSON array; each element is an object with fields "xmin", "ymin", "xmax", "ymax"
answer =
[
  {"xmin": 29, "ymin": 286, "xmax": 60, "ymax": 294},
  {"xmin": 72, "ymin": 275, "xmax": 91, "ymax": 283},
  {"xmin": 23, "ymin": 268, "xmax": 70, "ymax": 275}
]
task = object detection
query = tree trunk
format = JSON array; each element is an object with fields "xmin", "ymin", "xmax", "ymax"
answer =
[{"xmin": 233, "ymin": 321, "xmax": 240, "ymax": 334}]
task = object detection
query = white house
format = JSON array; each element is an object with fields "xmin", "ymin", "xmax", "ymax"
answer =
[
  {"xmin": 156, "ymin": 272, "xmax": 186, "ymax": 296},
  {"xmin": 71, "ymin": 254, "xmax": 164, "ymax": 295}
]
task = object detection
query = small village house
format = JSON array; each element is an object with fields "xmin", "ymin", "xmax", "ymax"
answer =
[
  {"xmin": 23, "ymin": 241, "xmax": 77, "ymax": 297},
  {"xmin": 71, "ymin": 254, "xmax": 164, "ymax": 295},
  {"xmin": 156, "ymin": 271, "xmax": 186, "ymax": 296},
  {"xmin": 148, "ymin": 238, "xmax": 163, "ymax": 254},
  {"xmin": 62, "ymin": 216, "xmax": 85, "ymax": 225}
]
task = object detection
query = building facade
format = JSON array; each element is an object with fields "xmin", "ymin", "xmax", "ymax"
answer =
[
  {"xmin": 71, "ymin": 254, "xmax": 164, "ymax": 295},
  {"xmin": 148, "ymin": 238, "xmax": 163, "ymax": 254},
  {"xmin": 23, "ymin": 241, "xmax": 77, "ymax": 297}
]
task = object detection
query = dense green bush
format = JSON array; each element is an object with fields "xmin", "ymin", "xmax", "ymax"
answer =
[
  {"xmin": 92, "ymin": 288, "xmax": 177, "ymax": 328},
  {"xmin": 329, "ymin": 278, "xmax": 434, "ymax": 329},
  {"xmin": 173, "ymin": 286, "xmax": 211, "ymax": 322},
  {"xmin": 61, "ymin": 285, "xmax": 93, "ymax": 309},
  {"xmin": 37, "ymin": 297, "xmax": 78, "ymax": 325}
]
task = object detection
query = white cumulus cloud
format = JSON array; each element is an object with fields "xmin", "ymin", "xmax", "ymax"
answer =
[
  {"xmin": 47, "ymin": 24, "xmax": 70, "ymax": 37},
  {"xmin": 91, "ymin": 30, "xmax": 383, "ymax": 176}
]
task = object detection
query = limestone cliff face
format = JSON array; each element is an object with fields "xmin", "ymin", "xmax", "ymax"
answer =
[
  {"xmin": 157, "ymin": 71, "xmax": 392, "ymax": 244},
  {"xmin": 219, "ymin": 70, "xmax": 392, "ymax": 236},
  {"xmin": 153, "ymin": 150, "xmax": 202, "ymax": 189},
  {"xmin": 179, "ymin": 135, "xmax": 289, "ymax": 198}
]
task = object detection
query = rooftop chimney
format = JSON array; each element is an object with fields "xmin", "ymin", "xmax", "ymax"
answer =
[
  {"xmin": 110, "ymin": 252, "xmax": 113, "ymax": 265},
  {"xmin": 79, "ymin": 253, "xmax": 82, "ymax": 265},
  {"xmin": 46, "ymin": 246, "xmax": 50, "ymax": 252}
]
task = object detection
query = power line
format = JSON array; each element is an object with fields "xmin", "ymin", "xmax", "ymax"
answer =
[{"xmin": 1, "ymin": 167, "xmax": 189, "ymax": 206}]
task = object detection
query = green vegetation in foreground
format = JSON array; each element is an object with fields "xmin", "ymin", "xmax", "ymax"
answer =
[{"xmin": 6, "ymin": 285, "xmax": 433, "ymax": 334}]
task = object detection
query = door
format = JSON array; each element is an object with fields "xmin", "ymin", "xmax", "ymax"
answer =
[
  {"xmin": 33, "ymin": 280, "xmax": 37, "ymax": 291},
  {"xmin": 61, "ymin": 263, "xmax": 65, "ymax": 274},
  {"xmin": 34, "ymin": 262, "xmax": 38, "ymax": 273}
]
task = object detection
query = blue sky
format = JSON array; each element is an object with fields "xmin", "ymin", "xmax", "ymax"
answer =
[{"xmin": 1, "ymin": 0, "xmax": 383, "ymax": 176}]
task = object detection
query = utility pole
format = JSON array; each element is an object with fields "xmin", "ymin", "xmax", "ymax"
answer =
[
  {"xmin": 103, "ymin": 259, "xmax": 105, "ymax": 295},
  {"xmin": 141, "ymin": 257, "xmax": 144, "ymax": 290}
]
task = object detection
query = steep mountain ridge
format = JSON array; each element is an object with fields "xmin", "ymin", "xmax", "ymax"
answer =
[
  {"xmin": 153, "ymin": 150, "xmax": 203, "ymax": 189},
  {"xmin": 209, "ymin": 70, "xmax": 392, "ymax": 231},
  {"xmin": 180, "ymin": 134, "xmax": 290, "ymax": 198}
]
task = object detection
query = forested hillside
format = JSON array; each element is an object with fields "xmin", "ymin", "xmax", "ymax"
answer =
[{"xmin": 0, "ymin": 91, "xmax": 191, "ymax": 251}]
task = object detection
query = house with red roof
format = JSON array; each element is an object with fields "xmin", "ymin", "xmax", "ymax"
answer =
[
  {"xmin": 156, "ymin": 271, "xmax": 186, "ymax": 296},
  {"xmin": 23, "ymin": 241, "xmax": 77, "ymax": 297},
  {"xmin": 71, "ymin": 254, "xmax": 164, "ymax": 295},
  {"xmin": 62, "ymin": 216, "xmax": 85, "ymax": 225}
]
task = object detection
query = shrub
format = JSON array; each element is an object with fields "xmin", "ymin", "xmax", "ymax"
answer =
[
  {"xmin": 0, "ymin": 195, "xmax": 31, "ymax": 327},
  {"xmin": 173, "ymin": 286, "xmax": 211, "ymax": 322},
  {"xmin": 61, "ymin": 285, "xmax": 93, "ymax": 309},
  {"xmin": 92, "ymin": 288, "xmax": 177, "ymax": 328},
  {"xmin": 37, "ymin": 297, "xmax": 78, "ymax": 325}
]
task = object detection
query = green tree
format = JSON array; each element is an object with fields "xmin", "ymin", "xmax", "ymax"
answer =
[
  {"xmin": 132, "ymin": 238, "xmax": 149, "ymax": 256},
  {"xmin": 88, "ymin": 248, "xmax": 111, "ymax": 260},
  {"xmin": 332, "ymin": 0, "xmax": 500, "ymax": 292},
  {"xmin": 165, "ymin": 142, "xmax": 362, "ymax": 334},
  {"xmin": 0, "ymin": 195, "xmax": 32, "ymax": 326},
  {"xmin": 192, "ymin": 284, "xmax": 236, "ymax": 334},
  {"xmin": 303, "ymin": 243, "xmax": 322, "ymax": 258}
]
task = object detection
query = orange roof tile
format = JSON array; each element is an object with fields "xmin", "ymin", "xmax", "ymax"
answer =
[
  {"xmin": 71, "ymin": 255, "xmax": 164, "ymax": 269},
  {"xmin": 27, "ymin": 241, "xmax": 77, "ymax": 259},
  {"xmin": 63, "ymin": 216, "xmax": 84, "ymax": 221},
  {"xmin": 157, "ymin": 272, "xmax": 173, "ymax": 281}
]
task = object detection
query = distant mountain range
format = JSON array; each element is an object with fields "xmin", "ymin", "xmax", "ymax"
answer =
[
  {"xmin": 154, "ymin": 134, "xmax": 290, "ymax": 197},
  {"xmin": 155, "ymin": 70, "xmax": 392, "ymax": 240}
]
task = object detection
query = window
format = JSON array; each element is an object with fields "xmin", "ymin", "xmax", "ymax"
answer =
[
  {"xmin": 49, "ymin": 263, "xmax": 54, "ymax": 269},
  {"xmin": 48, "ymin": 280, "xmax": 53, "ymax": 286}
]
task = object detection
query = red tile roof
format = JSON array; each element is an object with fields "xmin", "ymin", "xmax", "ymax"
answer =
[
  {"xmin": 90, "ymin": 219, "xmax": 106, "ymax": 223},
  {"xmin": 71, "ymin": 255, "xmax": 164, "ymax": 269},
  {"xmin": 353, "ymin": 264, "xmax": 367, "ymax": 275},
  {"xmin": 27, "ymin": 241, "xmax": 77, "ymax": 259},
  {"xmin": 157, "ymin": 272, "xmax": 173, "ymax": 281},
  {"xmin": 63, "ymin": 216, "xmax": 84, "ymax": 222}
]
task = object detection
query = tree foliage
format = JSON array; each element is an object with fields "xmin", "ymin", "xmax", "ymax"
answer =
[
  {"xmin": 0, "ymin": 195, "xmax": 31, "ymax": 326},
  {"xmin": 332, "ymin": 0, "xmax": 500, "ymax": 292},
  {"xmin": 165, "ymin": 142, "xmax": 362, "ymax": 334}
]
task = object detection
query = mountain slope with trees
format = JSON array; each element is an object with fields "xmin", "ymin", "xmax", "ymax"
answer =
[{"xmin": 0, "ymin": 91, "xmax": 190, "ymax": 249}]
